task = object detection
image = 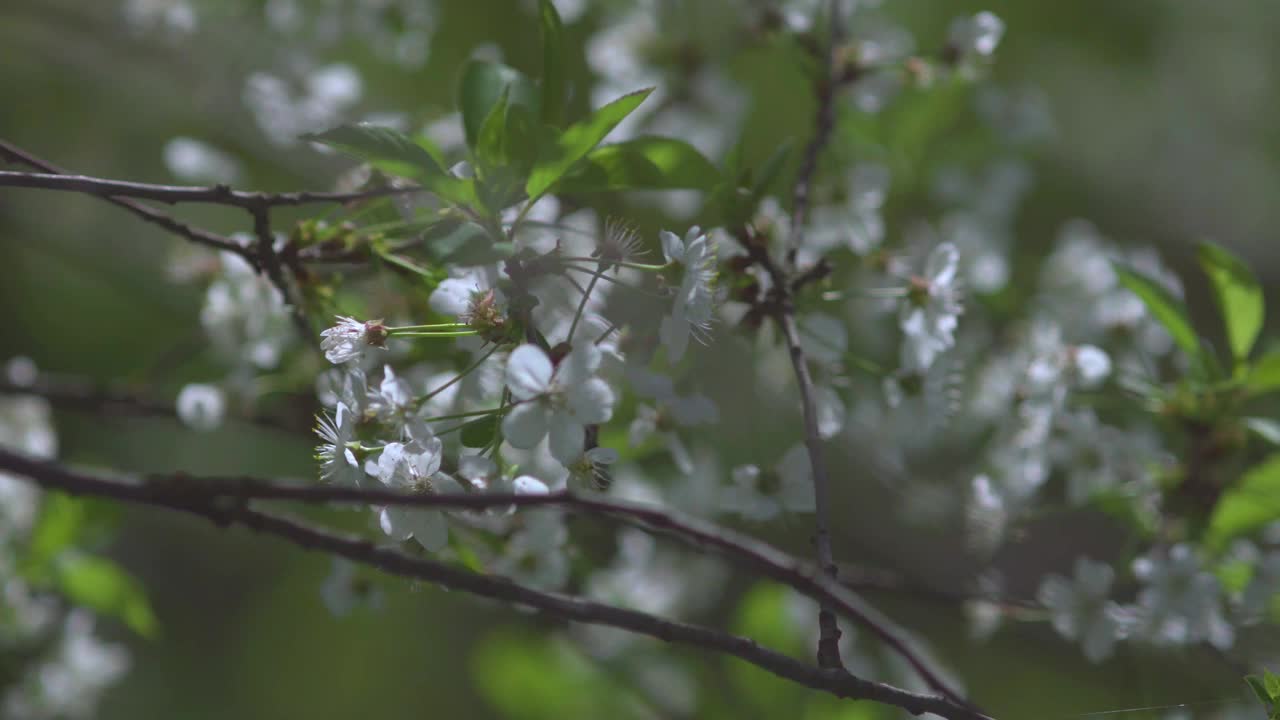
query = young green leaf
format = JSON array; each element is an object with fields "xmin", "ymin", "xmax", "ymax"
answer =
[
  {"xmin": 1205, "ymin": 453, "xmax": 1280, "ymax": 551},
  {"xmin": 1246, "ymin": 350, "xmax": 1280, "ymax": 397},
  {"xmin": 1247, "ymin": 675, "xmax": 1273, "ymax": 710},
  {"xmin": 537, "ymin": 0, "xmax": 566, "ymax": 127},
  {"xmin": 460, "ymin": 414, "xmax": 500, "ymax": 448},
  {"xmin": 304, "ymin": 124, "xmax": 477, "ymax": 207},
  {"xmin": 57, "ymin": 554, "xmax": 158, "ymax": 637},
  {"xmin": 1114, "ymin": 263, "xmax": 1202, "ymax": 364},
  {"xmin": 1245, "ymin": 417, "xmax": 1280, "ymax": 447},
  {"xmin": 458, "ymin": 60, "xmax": 540, "ymax": 149},
  {"xmin": 525, "ymin": 88, "xmax": 654, "ymax": 200},
  {"xmin": 476, "ymin": 87, "xmax": 512, "ymax": 176},
  {"xmin": 553, "ymin": 136, "xmax": 720, "ymax": 193},
  {"xmin": 1198, "ymin": 242, "xmax": 1264, "ymax": 363},
  {"xmin": 303, "ymin": 123, "xmax": 445, "ymax": 179}
]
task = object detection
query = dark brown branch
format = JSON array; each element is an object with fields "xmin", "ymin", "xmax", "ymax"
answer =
[
  {"xmin": 778, "ymin": 0, "xmax": 850, "ymax": 674},
  {"xmin": 249, "ymin": 204, "xmax": 314, "ymax": 344},
  {"xmin": 0, "ymin": 169, "xmax": 422, "ymax": 209},
  {"xmin": 785, "ymin": 0, "xmax": 843, "ymax": 271},
  {"xmin": 0, "ymin": 141, "xmax": 323, "ymax": 345},
  {"xmin": 0, "ymin": 448, "xmax": 993, "ymax": 720},
  {"xmin": 0, "ymin": 449, "xmax": 969, "ymax": 706},
  {"xmin": 0, "ymin": 140, "xmax": 249, "ymax": 259},
  {"xmin": 0, "ymin": 375, "xmax": 310, "ymax": 434}
]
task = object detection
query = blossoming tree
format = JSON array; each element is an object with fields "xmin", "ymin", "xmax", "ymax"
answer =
[{"xmin": 2, "ymin": 1, "xmax": 1280, "ymax": 718}]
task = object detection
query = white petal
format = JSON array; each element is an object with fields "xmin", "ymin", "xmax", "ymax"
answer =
[
  {"xmin": 502, "ymin": 402, "xmax": 550, "ymax": 448},
  {"xmin": 559, "ymin": 343, "xmax": 602, "ymax": 385},
  {"xmin": 513, "ymin": 475, "xmax": 550, "ymax": 495},
  {"xmin": 926, "ymin": 243, "xmax": 960, "ymax": 287},
  {"xmin": 568, "ymin": 378, "xmax": 615, "ymax": 424},
  {"xmin": 814, "ymin": 385, "xmax": 846, "ymax": 439},
  {"xmin": 548, "ymin": 418, "xmax": 585, "ymax": 465},
  {"xmin": 506, "ymin": 345, "xmax": 553, "ymax": 399},
  {"xmin": 429, "ymin": 277, "xmax": 478, "ymax": 317},
  {"xmin": 660, "ymin": 230, "xmax": 684, "ymax": 263},
  {"xmin": 660, "ymin": 313, "xmax": 690, "ymax": 363},
  {"xmin": 408, "ymin": 510, "xmax": 449, "ymax": 551}
]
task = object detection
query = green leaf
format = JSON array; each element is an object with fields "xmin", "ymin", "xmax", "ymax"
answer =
[
  {"xmin": 1114, "ymin": 263, "xmax": 1202, "ymax": 364},
  {"xmin": 303, "ymin": 123, "xmax": 444, "ymax": 179},
  {"xmin": 525, "ymin": 88, "xmax": 654, "ymax": 200},
  {"xmin": 1199, "ymin": 242, "xmax": 1264, "ymax": 364},
  {"xmin": 304, "ymin": 124, "xmax": 477, "ymax": 207},
  {"xmin": 537, "ymin": 0, "xmax": 566, "ymax": 127},
  {"xmin": 1246, "ymin": 351, "xmax": 1280, "ymax": 397},
  {"xmin": 22, "ymin": 494, "xmax": 88, "ymax": 576},
  {"xmin": 1267, "ymin": 669, "xmax": 1280, "ymax": 699},
  {"xmin": 1247, "ymin": 675, "xmax": 1273, "ymax": 709},
  {"xmin": 1206, "ymin": 454, "xmax": 1280, "ymax": 551},
  {"xmin": 554, "ymin": 137, "xmax": 721, "ymax": 193},
  {"xmin": 458, "ymin": 60, "xmax": 539, "ymax": 150},
  {"xmin": 476, "ymin": 87, "xmax": 512, "ymax": 175},
  {"xmin": 57, "ymin": 554, "xmax": 157, "ymax": 637},
  {"xmin": 748, "ymin": 139, "xmax": 794, "ymax": 208},
  {"xmin": 1246, "ymin": 418, "xmax": 1280, "ymax": 446},
  {"xmin": 460, "ymin": 414, "xmax": 499, "ymax": 448}
]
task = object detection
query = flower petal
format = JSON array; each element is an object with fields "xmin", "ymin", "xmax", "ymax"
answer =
[
  {"xmin": 548, "ymin": 418, "xmax": 585, "ymax": 465},
  {"xmin": 568, "ymin": 378, "xmax": 615, "ymax": 425},
  {"xmin": 503, "ymin": 402, "xmax": 550, "ymax": 448},
  {"xmin": 506, "ymin": 345, "xmax": 553, "ymax": 400}
]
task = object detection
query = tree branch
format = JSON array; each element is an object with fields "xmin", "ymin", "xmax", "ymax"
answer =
[
  {"xmin": 0, "ymin": 374, "xmax": 309, "ymax": 434},
  {"xmin": 0, "ymin": 448, "xmax": 993, "ymax": 720},
  {"xmin": 0, "ymin": 169, "xmax": 423, "ymax": 209},
  {"xmin": 0, "ymin": 140, "xmax": 248, "ymax": 258},
  {"xmin": 785, "ymin": 0, "xmax": 843, "ymax": 271},
  {"xmin": 776, "ymin": 0, "xmax": 851, "ymax": 674},
  {"xmin": 0, "ymin": 445, "xmax": 971, "ymax": 707}
]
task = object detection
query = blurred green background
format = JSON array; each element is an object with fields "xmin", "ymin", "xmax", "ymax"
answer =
[{"xmin": 2, "ymin": 0, "xmax": 1277, "ymax": 717}]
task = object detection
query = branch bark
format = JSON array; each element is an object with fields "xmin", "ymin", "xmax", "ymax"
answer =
[{"xmin": 0, "ymin": 448, "xmax": 994, "ymax": 720}]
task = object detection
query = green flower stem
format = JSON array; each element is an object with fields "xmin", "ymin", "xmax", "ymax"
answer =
[
  {"xmin": 416, "ymin": 345, "xmax": 501, "ymax": 408},
  {"xmin": 392, "ymin": 330, "xmax": 479, "ymax": 338},
  {"xmin": 562, "ymin": 265, "xmax": 669, "ymax": 299},
  {"xmin": 567, "ymin": 264, "xmax": 603, "ymax": 343},
  {"xmin": 388, "ymin": 323, "xmax": 471, "ymax": 332},
  {"xmin": 422, "ymin": 407, "xmax": 505, "ymax": 423},
  {"xmin": 559, "ymin": 256, "xmax": 671, "ymax": 271}
]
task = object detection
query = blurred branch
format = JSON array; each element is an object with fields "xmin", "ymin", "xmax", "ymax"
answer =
[
  {"xmin": 0, "ymin": 139, "xmax": 247, "ymax": 258},
  {"xmin": 0, "ymin": 168, "xmax": 421, "ymax": 208},
  {"xmin": 0, "ymin": 374, "xmax": 311, "ymax": 434},
  {"xmin": 0, "ymin": 447, "xmax": 993, "ymax": 720},
  {"xmin": 773, "ymin": 0, "xmax": 852, "ymax": 675}
]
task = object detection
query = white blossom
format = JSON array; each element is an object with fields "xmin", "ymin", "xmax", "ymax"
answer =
[
  {"xmin": 659, "ymin": 227, "xmax": 718, "ymax": 362},
  {"xmin": 315, "ymin": 402, "xmax": 363, "ymax": 487},
  {"xmin": 320, "ymin": 316, "xmax": 387, "ymax": 365},
  {"xmin": 1038, "ymin": 557, "xmax": 1127, "ymax": 662},
  {"xmin": 176, "ymin": 383, "xmax": 225, "ymax": 432},
  {"xmin": 899, "ymin": 243, "xmax": 963, "ymax": 372},
  {"xmin": 502, "ymin": 344, "xmax": 615, "ymax": 465},
  {"xmin": 368, "ymin": 438, "xmax": 460, "ymax": 552}
]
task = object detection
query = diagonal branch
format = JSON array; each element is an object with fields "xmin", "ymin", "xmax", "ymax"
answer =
[
  {"xmin": 0, "ymin": 140, "xmax": 249, "ymax": 259},
  {"xmin": 0, "ymin": 448, "xmax": 993, "ymax": 720},
  {"xmin": 0, "ymin": 169, "xmax": 423, "ymax": 209},
  {"xmin": 0, "ymin": 446, "xmax": 970, "ymax": 707}
]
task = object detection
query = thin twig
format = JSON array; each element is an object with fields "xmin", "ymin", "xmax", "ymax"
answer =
[
  {"xmin": 0, "ymin": 169, "xmax": 423, "ymax": 208},
  {"xmin": 0, "ymin": 140, "xmax": 248, "ymax": 259},
  {"xmin": 248, "ymin": 203, "xmax": 314, "ymax": 344},
  {"xmin": 785, "ymin": 0, "xmax": 843, "ymax": 271},
  {"xmin": 0, "ymin": 447, "xmax": 969, "ymax": 705},
  {"xmin": 0, "ymin": 375, "xmax": 309, "ymax": 434},
  {"xmin": 0, "ymin": 448, "xmax": 993, "ymax": 720}
]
